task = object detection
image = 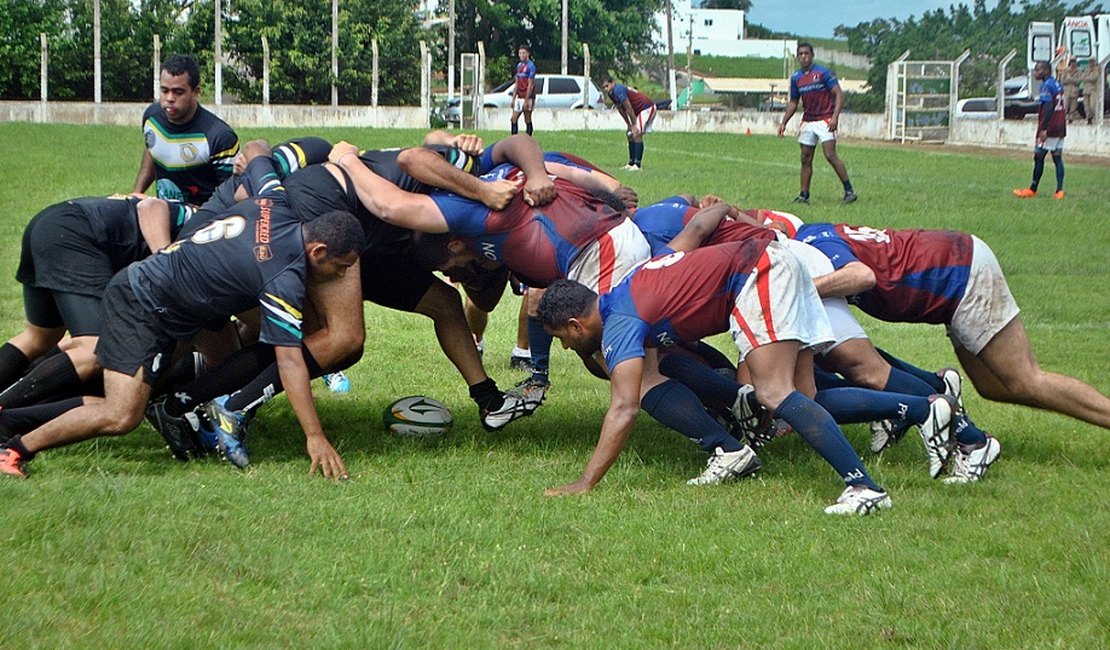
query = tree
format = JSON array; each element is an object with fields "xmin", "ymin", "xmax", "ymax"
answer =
[
  {"xmin": 835, "ymin": 0, "xmax": 1106, "ymax": 109},
  {"xmin": 700, "ymin": 0, "xmax": 752, "ymax": 11}
]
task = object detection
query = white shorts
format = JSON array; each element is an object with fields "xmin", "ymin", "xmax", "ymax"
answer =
[
  {"xmin": 512, "ymin": 97, "xmax": 534, "ymax": 112},
  {"xmin": 728, "ymin": 241, "xmax": 835, "ymax": 361},
  {"xmin": 775, "ymin": 239, "xmax": 867, "ymax": 353},
  {"xmin": 1036, "ymin": 137, "xmax": 1064, "ymax": 153},
  {"xmin": 568, "ymin": 217, "xmax": 651, "ymax": 294},
  {"xmin": 634, "ymin": 104, "xmax": 656, "ymax": 135},
  {"xmin": 947, "ymin": 236, "xmax": 1021, "ymax": 355},
  {"xmin": 798, "ymin": 119, "xmax": 837, "ymax": 146}
]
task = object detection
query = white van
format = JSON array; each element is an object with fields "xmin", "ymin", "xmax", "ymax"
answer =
[{"xmin": 482, "ymin": 74, "xmax": 606, "ymax": 110}]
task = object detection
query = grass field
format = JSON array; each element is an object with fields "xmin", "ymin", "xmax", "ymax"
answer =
[{"xmin": 1, "ymin": 122, "xmax": 1108, "ymax": 647}]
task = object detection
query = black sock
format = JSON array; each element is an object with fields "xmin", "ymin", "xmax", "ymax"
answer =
[
  {"xmin": 0, "ymin": 352, "xmax": 82, "ymax": 409},
  {"xmin": 633, "ymin": 141, "xmax": 645, "ymax": 166},
  {"xmin": 1031, "ymin": 153, "xmax": 1046, "ymax": 191},
  {"xmin": 164, "ymin": 344, "xmax": 277, "ymax": 416},
  {"xmin": 843, "ymin": 179, "xmax": 854, "ymax": 193},
  {"xmin": 0, "ymin": 397, "xmax": 85, "ymax": 442},
  {"xmin": 0, "ymin": 342, "xmax": 32, "ymax": 392},
  {"xmin": 799, "ymin": 190, "xmax": 810, "ymax": 199},
  {"xmin": 641, "ymin": 380, "xmax": 743, "ymax": 452},
  {"xmin": 223, "ymin": 346, "xmax": 324, "ymax": 413},
  {"xmin": 511, "ymin": 122, "xmax": 519, "ymax": 135},
  {"xmin": 469, "ymin": 378, "xmax": 504, "ymax": 412},
  {"xmin": 526, "ymin": 122, "xmax": 534, "ymax": 136},
  {"xmin": 4, "ymin": 435, "xmax": 35, "ymax": 461},
  {"xmin": 627, "ymin": 141, "xmax": 635, "ymax": 165}
]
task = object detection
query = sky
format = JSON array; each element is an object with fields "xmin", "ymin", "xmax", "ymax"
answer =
[{"xmin": 744, "ymin": 0, "xmax": 1001, "ymax": 38}]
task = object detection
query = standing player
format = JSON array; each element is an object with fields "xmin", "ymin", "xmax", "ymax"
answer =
[
  {"xmin": 0, "ymin": 153, "xmax": 365, "ymax": 480},
  {"xmin": 1013, "ymin": 61, "xmax": 1067, "ymax": 199},
  {"xmin": 510, "ymin": 46, "xmax": 537, "ymax": 136},
  {"xmin": 778, "ymin": 43, "xmax": 856, "ymax": 205},
  {"xmin": 537, "ymin": 240, "xmax": 893, "ymax": 515},
  {"xmin": 602, "ymin": 77, "xmax": 655, "ymax": 171},
  {"xmin": 132, "ymin": 54, "xmax": 240, "ymax": 205}
]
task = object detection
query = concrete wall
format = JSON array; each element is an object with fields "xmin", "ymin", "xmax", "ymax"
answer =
[{"xmin": 3, "ymin": 100, "xmax": 1106, "ymax": 157}]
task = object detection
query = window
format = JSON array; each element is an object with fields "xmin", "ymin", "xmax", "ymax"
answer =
[
  {"xmin": 704, "ymin": 19, "xmax": 713, "ymax": 26},
  {"xmin": 548, "ymin": 78, "xmax": 581, "ymax": 94},
  {"xmin": 1070, "ymin": 30, "xmax": 1093, "ymax": 58}
]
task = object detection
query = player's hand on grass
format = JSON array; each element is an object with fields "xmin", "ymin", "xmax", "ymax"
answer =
[
  {"xmin": 329, "ymin": 141, "xmax": 360, "ymax": 166},
  {"xmin": 523, "ymin": 175, "xmax": 556, "ymax": 207},
  {"xmin": 545, "ymin": 477, "xmax": 594, "ymax": 496},
  {"xmin": 479, "ymin": 179, "xmax": 521, "ymax": 211},
  {"xmin": 451, "ymin": 134, "xmax": 485, "ymax": 155},
  {"xmin": 307, "ymin": 435, "xmax": 349, "ymax": 480}
]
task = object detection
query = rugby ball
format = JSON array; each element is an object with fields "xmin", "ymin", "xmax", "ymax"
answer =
[{"xmin": 383, "ymin": 396, "xmax": 454, "ymax": 437}]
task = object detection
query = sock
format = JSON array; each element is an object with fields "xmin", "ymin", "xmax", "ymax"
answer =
[
  {"xmin": 692, "ymin": 342, "xmax": 734, "ymax": 373},
  {"xmin": 880, "ymin": 363, "xmax": 987, "ymax": 446},
  {"xmin": 469, "ymin": 378, "xmax": 504, "ymax": 412},
  {"xmin": 3, "ymin": 435, "xmax": 35, "ymax": 461},
  {"xmin": 164, "ymin": 344, "xmax": 277, "ymax": 416},
  {"xmin": 641, "ymin": 380, "xmax": 743, "ymax": 453},
  {"xmin": 525, "ymin": 316, "xmax": 551, "ymax": 384},
  {"xmin": 658, "ymin": 353, "xmax": 740, "ymax": 411},
  {"xmin": 224, "ymin": 346, "xmax": 324, "ymax": 413},
  {"xmin": 1052, "ymin": 154, "xmax": 1064, "ymax": 191},
  {"xmin": 1031, "ymin": 152, "xmax": 1046, "ymax": 191},
  {"xmin": 843, "ymin": 179, "xmax": 854, "ymax": 193},
  {"xmin": 875, "ymin": 348, "xmax": 945, "ymax": 393},
  {"xmin": 0, "ymin": 342, "xmax": 32, "ymax": 391},
  {"xmin": 815, "ymin": 387, "xmax": 928, "ymax": 425},
  {"xmin": 526, "ymin": 122, "xmax": 534, "ymax": 136},
  {"xmin": 0, "ymin": 397, "xmax": 85, "ymax": 442},
  {"xmin": 0, "ymin": 352, "xmax": 82, "ymax": 409},
  {"xmin": 511, "ymin": 122, "xmax": 519, "ymax": 135},
  {"xmin": 627, "ymin": 141, "xmax": 635, "ymax": 165},
  {"xmin": 799, "ymin": 190, "xmax": 810, "ymax": 199},
  {"xmin": 774, "ymin": 391, "xmax": 880, "ymax": 490},
  {"xmin": 813, "ymin": 365, "xmax": 853, "ymax": 390},
  {"xmin": 633, "ymin": 141, "xmax": 645, "ymax": 166}
]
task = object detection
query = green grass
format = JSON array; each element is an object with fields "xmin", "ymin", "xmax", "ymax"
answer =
[
  {"xmin": 691, "ymin": 54, "xmax": 869, "ymax": 80},
  {"xmin": 1, "ymin": 123, "xmax": 1109, "ymax": 647}
]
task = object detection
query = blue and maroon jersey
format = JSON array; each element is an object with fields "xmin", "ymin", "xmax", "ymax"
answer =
[
  {"xmin": 514, "ymin": 60, "xmax": 536, "ymax": 97},
  {"xmin": 795, "ymin": 223, "xmax": 975, "ymax": 325},
  {"xmin": 598, "ymin": 240, "xmax": 772, "ymax": 369},
  {"xmin": 607, "ymin": 83, "xmax": 654, "ymax": 115},
  {"xmin": 430, "ymin": 167, "xmax": 627, "ymax": 288},
  {"xmin": 632, "ymin": 196, "xmax": 775, "ymax": 256},
  {"xmin": 1038, "ymin": 76, "xmax": 1067, "ymax": 138},
  {"xmin": 789, "ymin": 64, "xmax": 839, "ymax": 121},
  {"xmin": 476, "ymin": 147, "xmax": 607, "ymax": 177}
]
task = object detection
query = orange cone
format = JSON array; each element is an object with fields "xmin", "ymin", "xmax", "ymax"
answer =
[{"xmin": 745, "ymin": 127, "xmax": 752, "ymax": 136}]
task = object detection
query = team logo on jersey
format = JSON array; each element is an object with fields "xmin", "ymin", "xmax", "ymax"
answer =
[
  {"xmin": 254, "ymin": 245, "xmax": 272, "ymax": 261},
  {"xmin": 144, "ymin": 130, "xmax": 156, "ymax": 149},
  {"xmin": 179, "ymin": 143, "xmax": 199, "ymax": 162}
]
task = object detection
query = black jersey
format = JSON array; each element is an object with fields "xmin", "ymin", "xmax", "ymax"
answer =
[
  {"xmin": 128, "ymin": 157, "xmax": 307, "ymax": 347},
  {"xmin": 141, "ymin": 102, "xmax": 239, "ymax": 205}
]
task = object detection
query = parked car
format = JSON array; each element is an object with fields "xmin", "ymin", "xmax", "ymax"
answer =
[
  {"xmin": 953, "ymin": 97, "xmax": 1041, "ymax": 120},
  {"xmin": 482, "ymin": 74, "xmax": 606, "ymax": 110}
]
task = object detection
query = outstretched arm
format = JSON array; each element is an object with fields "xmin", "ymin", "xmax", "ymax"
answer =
[
  {"xmin": 484, "ymin": 135, "xmax": 556, "ymax": 206},
  {"xmin": 397, "ymin": 146, "xmax": 519, "ymax": 211},
  {"xmin": 665, "ymin": 202, "xmax": 732, "ymax": 253},
  {"xmin": 546, "ymin": 357, "xmax": 644, "ymax": 495},
  {"xmin": 276, "ymin": 344, "xmax": 348, "ymax": 480},
  {"xmin": 812, "ymin": 261, "xmax": 876, "ymax": 298},
  {"xmin": 330, "ymin": 141, "xmax": 449, "ymax": 233}
]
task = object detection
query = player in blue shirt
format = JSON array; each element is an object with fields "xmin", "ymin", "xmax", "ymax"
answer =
[
  {"xmin": 778, "ymin": 43, "xmax": 856, "ymax": 205},
  {"xmin": 510, "ymin": 46, "xmax": 537, "ymax": 136},
  {"xmin": 1013, "ymin": 61, "xmax": 1068, "ymax": 199},
  {"xmin": 602, "ymin": 77, "xmax": 656, "ymax": 170}
]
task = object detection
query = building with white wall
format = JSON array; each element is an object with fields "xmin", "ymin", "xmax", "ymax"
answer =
[{"xmin": 654, "ymin": 0, "xmax": 796, "ymax": 59}]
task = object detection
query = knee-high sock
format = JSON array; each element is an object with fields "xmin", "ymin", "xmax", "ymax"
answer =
[
  {"xmin": 224, "ymin": 346, "xmax": 324, "ymax": 413},
  {"xmin": 1052, "ymin": 153, "xmax": 1064, "ymax": 191},
  {"xmin": 882, "ymin": 364, "xmax": 986, "ymax": 446},
  {"xmin": 691, "ymin": 341, "xmax": 735, "ymax": 373},
  {"xmin": 657, "ymin": 353, "xmax": 739, "ymax": 411},
  {"xmin": 164, "ymin": 344, "xmax": 277, "ymax": 417},
  {"xmin": 0, "ymin": 353, "xmax": 82, "ymax": 409},
  {"xmin": 814, "ymin": 365, "xmax": 853, "ymax": 390},
  {"xmin": 0, "ymin": 342, "xmax": 31, "ymax": 392},
  {"xmin": 1031, "ymin": 152, "xmax": 1046, "ymax": 190},
  {"xmin": 874, "ymin": 348, "xmax": 946, "ymax": 393},
  {"xmin": 627, "ymin": 141, "xmax": 635, "ymax": 165},
  {"xmin": 774, "ymin": 391, "xmax": 880, "ymax": 491},
  {"xmin": 525, "ymin": 316, "xmax": 551, "ymax": 383},
  {"xmin": 816, "ymin": 387, "xmax": 928, "ymax": 425},
  {"xmin": 641, "ymin": 379, "xmax": 744, "ymax": 453},
  {"xmin": 0, "ymin": 397, "xmax": 85, "ymax": 441}
]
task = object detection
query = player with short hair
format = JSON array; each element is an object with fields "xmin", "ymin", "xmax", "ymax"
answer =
[
  {"xmin": 778, "ymin": 42, "xmax": 856, "ymax": 205},
  {"xmin": 510, "ymin": 46, "xmax": 536, "ymax": 136},
  {"xmin": 0, "ymin": 153, "xmax": 364, "ymax": 480},
  {"xmin": 602, "ymin": 77, "xmax": 655, "ymax": 171},
  {"xmin": 132, "ymin": 54, "xmax": 240, "ymax": 205},
  {"xmin": 1013, "ymin": 60, "xmax": 1067, "ymax": 199},
  {"xmin": 537, "ymin": 239, "xmax": 892, "ymax": 515}
]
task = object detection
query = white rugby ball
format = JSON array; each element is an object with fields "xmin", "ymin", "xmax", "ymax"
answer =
[{"xmin": 383, "ymin": 396, "xmax": 454, "ymax": 437}]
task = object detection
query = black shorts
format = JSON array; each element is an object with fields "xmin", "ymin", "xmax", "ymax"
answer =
[
  {"xmin": 96, "ymin": 273, "xmax": 178, "ymax": 385},
  {"xmin": 22, "ymin": 285, "xmax": 104, "ymax": 335},
  {"xmin": 360, "ymin": 238, "xmax": 437, "ymax": 312},
  {"xmin": 16, "ymin": 202, "xmax": 116, "ymax": 297}
]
